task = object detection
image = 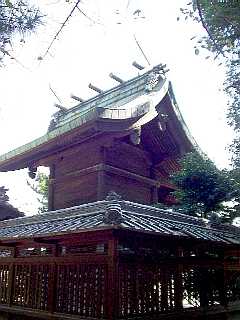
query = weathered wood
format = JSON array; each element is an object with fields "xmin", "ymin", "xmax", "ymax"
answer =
[
  {"xmin": 107, "ymin": 238, "xmax": 119, "ymax": 320},
  {"xmin": 0, "ymin": 229, "xmax": 239, "ymax": 319},
  {"xmin": 31, "ymin": 127, "xmax": 181, "ymax": 208}
]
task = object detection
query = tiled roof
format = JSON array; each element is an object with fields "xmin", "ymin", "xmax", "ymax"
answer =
[{"xmin": 0, "ymin": 195, "xmax": 239, "ymax": 245}]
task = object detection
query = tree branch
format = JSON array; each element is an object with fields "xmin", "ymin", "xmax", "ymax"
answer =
[
  {"xmin": 133, "ymin": 34, "xmax": 151, "ymax": 66},
  {"xmin": 41, "ymin": 0, "xmax": 81, "ymax": 59},
  {"xmin": 195, "ymin": 0, "xmax": 226, "ymax": 57},
  {"xmin": 76, "ymin": 5, "xmax": 102, "ymax": 26}
]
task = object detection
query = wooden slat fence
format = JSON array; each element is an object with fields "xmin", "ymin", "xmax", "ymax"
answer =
[{"xmin": 0, "ymin": 242, "xmax": 240, "ymax": 319}]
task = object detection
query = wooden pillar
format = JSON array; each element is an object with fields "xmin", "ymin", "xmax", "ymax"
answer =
[
  {"xmin": 174, "ymin": 247, "xmax": 183, "ymax": 310},
  {"xmin": 98, "ymin": 147, "xmax": 106, "ymax": 200},
  {"xmin": 150, "ymin": 164, "xmax": 158, "ymax": 204},
  {"xmin": 219, "ymin": 268, "xmax": 227, "ymax": 307},
  {"xmin": 151, "ymin": 186, "xmax": 158, "ymax": 203},
  {"xmin": 48, "ymin": 244, "xmax": 57, "ymax": 313},
  {"xmin": 200, "ymin": 267, "xmax": 209, "ymax": 308},
  {"xmin": 161, "ymin": 267, "xmax": 169, "ymax": 312},
  {"xmin": 97, "ymin": 168, "xmax": 105, "ymax": 200},
  {"xmin": 107, "ymin": 237, "xmax": 119, "ymax": 320},
  {"xmin": 48, "ymin": 165, "xmax": 55, "ymax": 211},
  {"xmin": 7, "ymin": 247, "xmax": 16, "ymax": 307}
]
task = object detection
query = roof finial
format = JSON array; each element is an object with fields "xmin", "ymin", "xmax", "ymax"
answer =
[
  {"xmin": 104, "ymin": 191, "xmax": 123, "ymax": 225},
  {"xmin": 132, "ymin": 61, "xmax": 145, "ymax": 70},
  {"xmin": 71, "ymin": 94, "xmax": 84, "ymax": 103},
  {"xmin": 109, "ymin": 73, "xmax": 124, "ymax": 84},
  {"xmin": 88, "ymin": 83, "xmax": 103, "ymax": 94},
  {"xmin": 54, "ymin": 104, "xmax": 68, "ymax": 112},
  {"xmin": 105, "ymin": 191, "xmax": 122, "ymax": 201}
]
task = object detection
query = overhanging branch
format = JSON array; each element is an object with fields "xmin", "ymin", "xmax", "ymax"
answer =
[
  {"xmin": 41, "ymin": 0, "xmax": 81, "ymax": 59},
  {"xmin": 195, "ymin": 0, "xmax": 226, "ymax": 58}
]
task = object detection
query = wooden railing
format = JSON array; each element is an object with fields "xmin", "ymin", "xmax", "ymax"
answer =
[{"xmin": 0, "ymin": 242, "xmax": 240, "ymax": 319}]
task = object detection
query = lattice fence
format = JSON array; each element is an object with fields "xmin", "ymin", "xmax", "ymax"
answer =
[
  {"xmin": 0, "ymin": 264, "xmax": 9, "ymax": 304},
  {"xmin": 118, "ymin": 264, "xmax": 177, "ymax": 317},
  {"xmin": 13, "ymin": 264, "xmax": 50, "ymax": 310},
  {"xmin": 0, "ymin": 260, "xmax": 238, "ymax": 319},
  {"xmin": 225, "ymin": 270, "xmax": 240, "ymax": 303},
  {"xmin": 56, "ymin": 264, "xmax": 107, "ymax": 317}
]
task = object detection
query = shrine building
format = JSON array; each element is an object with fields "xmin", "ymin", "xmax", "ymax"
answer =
[{"xmin": 0, "ymin": 64, "xmax": 239, "ymax": 320}]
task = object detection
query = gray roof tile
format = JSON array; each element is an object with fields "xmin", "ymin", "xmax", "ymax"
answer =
[{"xmin": 0, "ymin": 199, "xmax": 239, "ymax": 245}]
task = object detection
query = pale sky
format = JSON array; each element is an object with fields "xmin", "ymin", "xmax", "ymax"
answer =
[{"xmin": 0, "ymin": 0, "xmax": 234, "ymax": 215}]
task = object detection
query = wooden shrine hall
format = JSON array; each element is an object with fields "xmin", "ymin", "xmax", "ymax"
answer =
[{"xmin": 0, "ymin": 64, "xmax": 240, "ymax": 320}]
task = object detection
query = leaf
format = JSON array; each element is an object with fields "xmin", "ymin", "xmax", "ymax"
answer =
[
  {"xmin": 195, "ymin": 48, "xmax": 200, "ymax": 55},
  {"xmin": 5, "ymin": 0, "xmax": 13, "ymax": 8}
]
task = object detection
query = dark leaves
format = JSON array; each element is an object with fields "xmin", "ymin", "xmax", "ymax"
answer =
[
  {"xmin": 0, "ymin": 0, "xmax": 42, "ymax": 63},
  {"xmin": 170, "ymin": 152, "xmax": 240, "ymax": 220}
]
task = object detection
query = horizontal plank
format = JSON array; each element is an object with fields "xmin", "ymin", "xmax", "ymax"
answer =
[
  {"xmin": 0, "ymin": 305, "xmax": 98, "ymax": 319},
  {"xmin": 0, "ymin": 303, "xmax": 239, "ymax": 320},
  {"xmin": 0, "ymin": 254, "xmax": 109, "ymax": 264}
]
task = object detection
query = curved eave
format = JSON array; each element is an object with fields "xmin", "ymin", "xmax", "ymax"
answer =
[
  {"xmin": 141, "ymin": 90, "xmax": 197, "ymax": 164},
  {"xmin": 0, "ymin": 77, "xmax": 168, "ymax": 172},
  {"xmin": 0, "ymin": 78, "xmax": 198, "ymax": 172},
  {"xmin": 0, "ymin": 110, "xmax": 151, "ymax": 172},
  {"xmin": 168, "ymin": 82, "xmax": 199, "ymax": 154}
]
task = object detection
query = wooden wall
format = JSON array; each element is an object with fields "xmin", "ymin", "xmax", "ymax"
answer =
[{"xmin": 46, "ymin": 135, "xmax": 156, "ymax": 210}]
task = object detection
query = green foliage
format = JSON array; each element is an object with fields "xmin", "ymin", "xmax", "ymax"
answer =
[
  {"xmin": 0, "ymin": 0, "xmax": 42, "ymax": 62},
  {"xmin": 181, "ymin": 1, "xmax": 240, "ymax": 168},
  {"xmin": 27, "ymin": 172, "xmax": 49, "ymax": 213},
  {"xmin": 0, "ymin": 186, "xmax": 9, "ymax": 204},
  {"xmin": 180, "ymin": 1, "xmax": 240, "ymax": 57},
  {"xmin": 0, "ymin": 185, "xmax": 24, "ymax": 220},
  {"xmin": 165, "ymin": 152, "xmax": 240, "ymax": 220}
]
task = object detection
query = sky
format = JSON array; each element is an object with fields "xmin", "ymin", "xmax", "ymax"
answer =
[{"xmin": 0, "ymin": 0, "xmax": 234, "ymax": 215}]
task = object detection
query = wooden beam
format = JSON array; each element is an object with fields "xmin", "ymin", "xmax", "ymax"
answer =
[
  {"xmin": 109, "ymin": 73, "xmax": 124, "ymax": 84},
  {"xmin": 132, "ymin": 61, "xmax": 144, "ymax": 70},
  {"xmin": 48, "ymin": 164, "xmax": 55, "ymax": 211},
  {"xmin": 107, "ymin": 237, "xmax": 119, "ymax": 320},
  {"xmin": 88, "ymin": 83, "xmax": 103, "ymax": 94},
  {"xmin": 70, "ymin": 94, "xmax": 84, "ymax": 102},
  {"xmin": 33, "ymin": 238, "xmax": 59, "ymax": 244},
  {"xmin": 54, "ymin": 104, "xmax": 68, "ymax": 112},
  {"xmin": 97, "ymin": 168, "xmax": 105, "ymax": 200}
]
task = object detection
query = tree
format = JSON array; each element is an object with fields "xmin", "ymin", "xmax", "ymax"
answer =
[
  {"xmin": 0, "ymin": 0, "xmax": 42, "ymax": 63},
  {"xmin": 180, "ymin": 1, "xmax": 240, "ymax": 167},
  {"xmin": 0, "ymin": 1, "xmax": 41, "ymax": 216},
  {"xmin": 0, "ymin": 186, "xmax": 24, "ymax": 220},
  {"xmin": 27, "ymin": 172, "xmax": 49, "ymax": 213},
  {"xmin": 160, "ymin": 152, "xmax": 240, "ymax": 220}
]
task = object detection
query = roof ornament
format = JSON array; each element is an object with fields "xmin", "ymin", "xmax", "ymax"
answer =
[
  {"xmin": 130, "ymin": 127, "xmax": 141, "ymax": 145},
  {"xmin": 71, "ymin": 94, "xmax": 84, "ymax": 103},
  {"xmin": 145, "ymin": 64, "xmax": 169, "ymax": 93},
  {"xmin": 103, "ymin": 191, "xmax": 123, "ymax": 225},
  {"xmin": 88, "ymin": 83, "xmax": 103, "ymax": 94},
  {"xmin": 158, "ymin": 113, "xmax": 169, "ymax": 132},
  {"xmin": 106, "ymin": 191, "xmax": 122, "ymax": 201},
  {"xmin": 208, "ymin": 212, "xmax": 221, "ymax": 226},
  {"xmin": 145, "ymin": 66, "xmax": 164, "ymax": 92},
  {"xmin": 28, "ymin": 164, "xmax": 37, "ymax": 179},
  {"xmin": 132, "ymin": 61, "xmax": 145, "ymax": 70},
  {"xmin": 48, "ymin": 110, "xmax": 65, "ymax": 132},
  {"xmin": 109, "ymin": 73, "xmax": 124, "ymax": 84},
  {"xmin": 54, "ymin": 104, "xmax": 68, "ymax": 113}
]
